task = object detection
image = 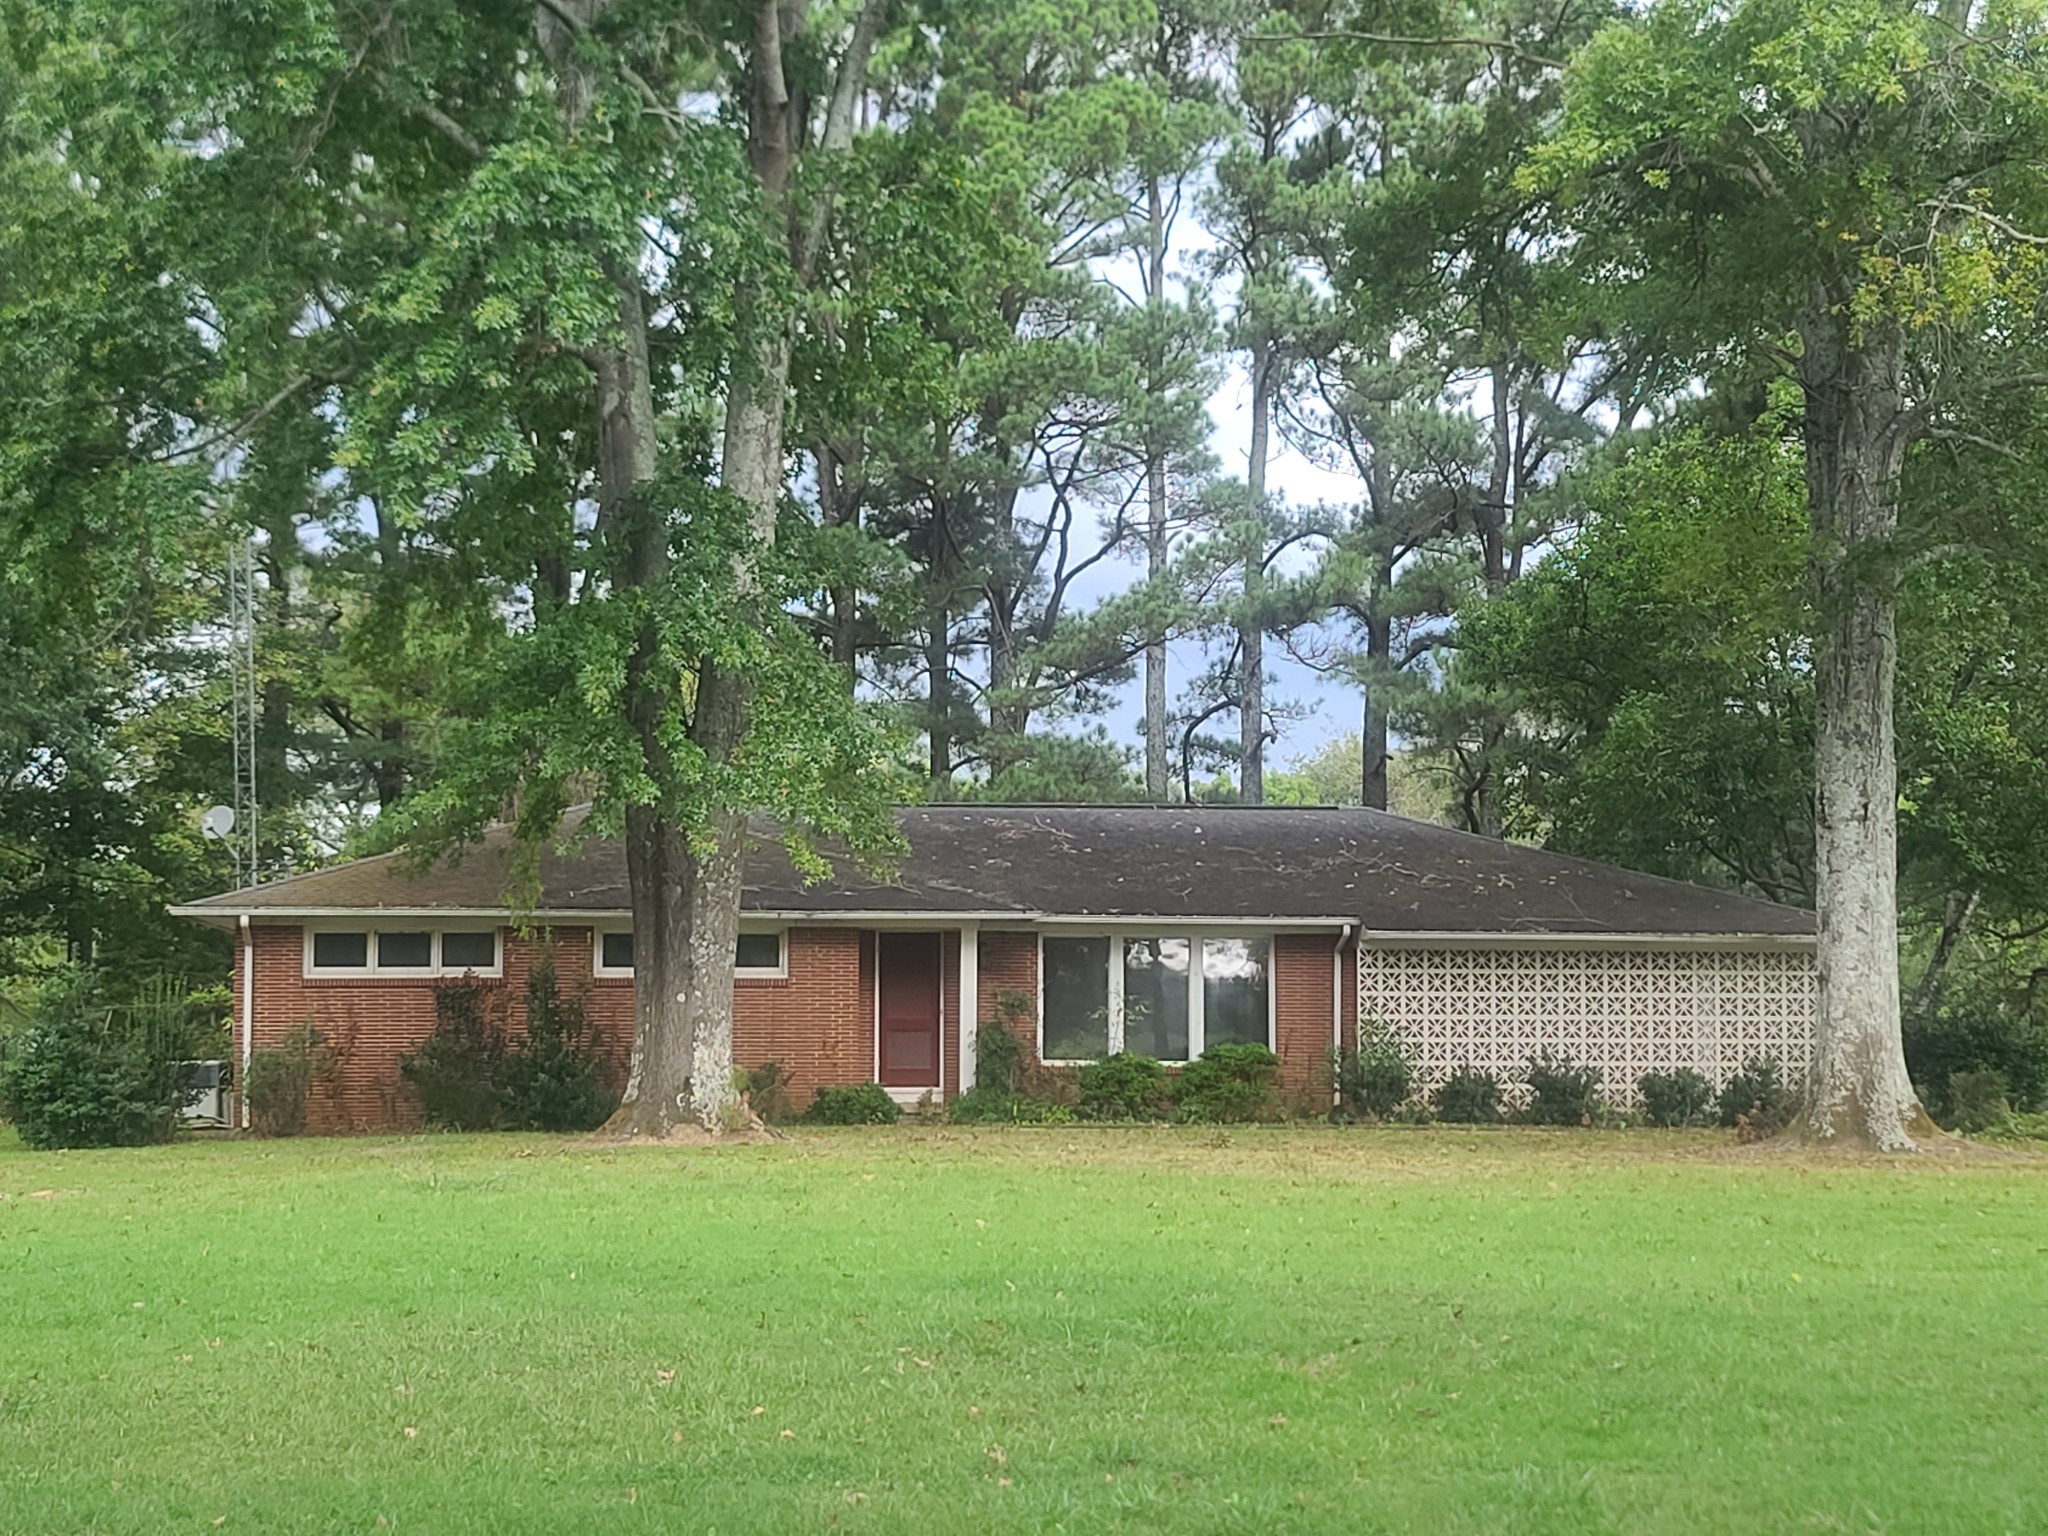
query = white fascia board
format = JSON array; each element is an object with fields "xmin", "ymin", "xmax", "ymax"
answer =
[{"xmin": 1357, "ymin": 929, "xmax": 1816, "ymax": 951}]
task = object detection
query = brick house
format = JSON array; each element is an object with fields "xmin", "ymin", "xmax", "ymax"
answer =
[{"xmin": 170, "ymin": 805, "xmax": 1817, "ymax": 1130}]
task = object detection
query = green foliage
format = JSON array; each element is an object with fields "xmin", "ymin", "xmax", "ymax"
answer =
[
  {"xmin": 1521, "ymin": 1051, "xmax": 1603, "ymax": 1127},
  {"xmin": 1077, "ymin": 1052, "xmax": 1170, "ymax": 1121},
  {"xmin": 1638, "ymin": 1069, "xmax": 1716, "ymax": 1129},
  {"xmin": 0, "ymin": 978, "xmax": 196, "ymax": 1149},
  {"xmin": 1432, "ymin": 1068, "xmax": 1503, "ymax": 1125},
  {"xmin": 973, "ymin": 1003, "xmax": 1029, "ymax": 1097},
  {"xmin": 1944, "ymin": 1071, "xmax": 2012, "ymax": 1136},
  {"xmin": 948, "ymin": 1087, "xmax": 1076, "ymax": 1126},
  {"xmin": 1904, "ymin": 999, "xmax": 2048, "ymax": 1119},
  {"xmin": 736, "ymin": 1060, "xmax": 794, "ymax": 1127},
  {"xmin": 497, "ymin": 951, "xmax": 615, "ymax": 1133},
  {"xmin": 245, "ymin": 1026, "xmax": 319, "ymax": 1138},
  {"xmin": 1333, "ymin": 1036, "xmax": 1412, "ymax": 1121},
  {"xmin": 1716, "ymin": 1057, "xmax": 1796, "ymax": 1132},
  {"xmin": 802, "ymin": 1083, "xmax": 902, "ymax": 1127},
  {"xmin": 1171, "ymin": 1043, "xmax": 1281, "ymax": 1124},
  {"xmin": 400, "ymin": 981, "xmax": 505, "ymax": 1132}
]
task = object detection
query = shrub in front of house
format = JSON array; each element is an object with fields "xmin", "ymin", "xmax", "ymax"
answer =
[
  {"xmin": 1171, "ymin": 1043, "xmax": 1282, "ymax": 1123},
  {"xmin": 1077, "ymin": 1052, "xmax": 1171, "ymax": 1121},
  {"xmin": 245, "ymin": 1025, "xmax": 320, "ymax": 1137},
  {"xmin": 400, "ymin": 978, "xmax": 506, "ymax": 1130},
  {"xmin": 803, "ymin": 1083, "xmax": 902, "ymax": 1125},
  {"xmin": 1431, "ymin": 1067, "xmax": 1502, "ymax": 1124},
  {"xmin": 1715, "ymin": 1055, "xmax": 1795, "ymax": 1133},
  {"xmin": 0, "ymin": 977, "xmax": 198, "ymax": 1150},
  {"xmin": 1638, "ymin": 1068, "xmax": 1715, "ymax": 1128},
  {"xmin": 1330, "ymin": 1033, "xmax": 1413, "ymax": 1122},
  {"xmin": 949, "ymin": 1086, "xmax": 1075, "ymax": 1124},
  {"xmin": 1521, "ymin": 1050, "xmax": 1602, "ymax": 1126},
  {"xmin": 736, "ymin": 1059, "xmax": 795, "ymax": 1126},
  {"xmin": 497, "ymin": 952, "xmax": 616, "ymax": 1133}
]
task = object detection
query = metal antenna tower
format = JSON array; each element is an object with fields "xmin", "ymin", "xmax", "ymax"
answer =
[{"xmin": 226, "ymin": 537, "xmax": 260, "ymax": 887}]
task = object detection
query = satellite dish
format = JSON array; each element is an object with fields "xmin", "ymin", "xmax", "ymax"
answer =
[{"xmin": 200, "ymin": 805, "xmax": 236, "ymax": 840}]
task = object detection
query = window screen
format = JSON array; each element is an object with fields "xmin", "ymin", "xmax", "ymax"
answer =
[
  {"xmin": 440, "ymin": 930, "xmax": 497, "ymax": 971},
  {"xmin": 377, "ymin": 930, "xmax": 433, "ymax": 970},
  {"xmin": 1121, "ymin": 937, "xmax": 1191, "ymax": 1061},
  {"xmin": 1201, "ymin": 937, "xmax": 1271, "ymax": 1048},
  {"xmin": 311, "ymin": 931, "xmax": 369, "ymax": 969},
  {"xmin": 1042, "ymin": 937, "xmax": 1110, "ymax": 1060},
  {"xmin": 600, "ymin": 930, "xmax": 635, "ymax": 972},
  {"xmin": 734, "ymin": 931, "xmax": 783, "ymax": 971}
]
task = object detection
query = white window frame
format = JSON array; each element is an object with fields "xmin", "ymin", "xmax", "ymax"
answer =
[
  {"xmin": 303, "ymin": 926, "xmax": 502, "ymax": 979},
  {"xmin": 591, "ymin": 924, "xmax": 788, "ymax": 981},
  {"xmin": 435, "ymin": 929, "xmax": 504, "ymax": 977},
  {"xmin": 1036, "ymin": 931, "xmax": 1278, "ymax": 1067}
]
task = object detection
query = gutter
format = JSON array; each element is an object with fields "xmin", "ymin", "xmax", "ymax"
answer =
[
  {"xmin": 239, "ymin": 914, "xmax": 254, "ymax": 1131},
  {"xmin": 1353, "ymin": 929, "xmax": 1816, "ymax": 951},
  {"xmin": 1333, "ymin": 922, "xmax": 1353, "ymax": 1110}
]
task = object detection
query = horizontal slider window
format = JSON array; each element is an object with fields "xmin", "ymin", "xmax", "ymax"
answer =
[
  {"xmin": 594, "ymin": 927, "xmax": 786, "ymax": 979},
  {"xmin": 304, "ymin": 928, "xmax": 502, "ymax": 979}
]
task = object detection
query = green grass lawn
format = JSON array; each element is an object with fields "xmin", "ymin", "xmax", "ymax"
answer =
[{"xmin": 2, "ymin": 1127, "xmax": 2045, "ymax": 1535}]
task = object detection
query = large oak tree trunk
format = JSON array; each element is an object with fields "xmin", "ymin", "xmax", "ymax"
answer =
[{"xmin": 1797, "ymin": 303, "xmax": 1935, "ymax": 1150}]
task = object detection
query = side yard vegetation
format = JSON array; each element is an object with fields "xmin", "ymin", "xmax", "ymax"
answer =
[{"xmin": 7, "ymin": 986, "xmax": 2048, "ymax": 1148}]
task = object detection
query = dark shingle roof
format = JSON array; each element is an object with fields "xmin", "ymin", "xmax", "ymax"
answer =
[{"xmin": 172, "ymin": 805, "xmax": 1813, "ymax": 938}]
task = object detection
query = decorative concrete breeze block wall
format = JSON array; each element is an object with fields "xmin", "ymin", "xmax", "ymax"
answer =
[{"xmin": 1358, "ymin": 945, "xmax": 1817, "ymax": 1107}]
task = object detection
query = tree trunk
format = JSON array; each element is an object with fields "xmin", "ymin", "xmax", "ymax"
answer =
[
  {"xmin": 1361, "ymin": 611, "xmax": 1391, "ymax": 811},
  {"xmin": 1142, "ymin": 172, "xmax": 1169, "ymax": 801},
  {"xmin": 813, "ymin": 444, "xmax": 861, "ymax": 669},
  {"xmin": 1908, "ymin": 888, "xmax": 1978, "ymax": 1022},
  {"xmin": 1240, "ymin": 337, "xmax": 1271, "ymax": 803},
  {"xmin": 1797, "ymin": 303, "xmax": 1933, "ymax": 1150}
]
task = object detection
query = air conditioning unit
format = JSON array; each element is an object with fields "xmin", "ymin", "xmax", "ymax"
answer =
[{"xmin": 180, "ymin": 1060, "xmax": 231, "ymax": 1128}]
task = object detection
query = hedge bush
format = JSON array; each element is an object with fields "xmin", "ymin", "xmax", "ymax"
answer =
[
  {"xmin": 1172, "ymin": 1043, "xmax": 1281, "ymax": 1123},
  {"xmin": 497, "ymin": 953, "xmax": 615, "ymax": 1132},
  {"xmin": 0, "ymin": 978, "xmax": 207, "ymax": 1150},
  {"xmin": 1904, "ymin": 1000, "xmax": 2048, "ymax": 1118},
  {"xmin": 1638, "ymin": 1068, "xmax": 1715, "ymax": 1128},
  {"xmin": 949, "ymin": 1086, "xmax": 1075, "ymax": 1125},
  {"xmin": 737, "ymin": 1060, "xmax": 795, "ymax": 1126},
  {"xmin": 1334, "ymin": 1038, "xmax": 1411, "ymax": 1120},
  {"xmin": 1521, "ymin": 1051, "xmax": 1602, "ymax": 1126},
  {"xmin": 1077, "ymin": 1052, "xmax": 1170, "ymax": 1120},
  {"xmin": 245, "ymin": 1026, "xmax": 319, "ymax": 1137},
  {"xmin": 400, "ymin": 979, "xmax": 505, "ymax": 1130},
  {"xmin": 1431, "ymin": 1067, "xmax": 1501, "ymax": 1124},
  {"xmin": 803, "ymin": 1083, "xmax": 902, "ymax": 1125},
  {"xmin": 1716, "ymin": 1055, "xmax": 1796, "ymax": 1134}
]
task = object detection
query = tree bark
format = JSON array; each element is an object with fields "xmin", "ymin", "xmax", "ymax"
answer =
[
  {"xmin": 1239, "ymin": 336, "xmax": 1271, "ymax": 804},
  {"xmin": 1142, "ymin": 173, "xmax": 1170, "ymax": 801},
  {"xmin": 1361, "ymin": 610, "xmax": 1391, "ymax": 811},
  {"xmin": 1797, "ymin": 301, "xmax": 1934, "ymax": 1150},
  {"xmin": 1907, "ymin": 888, "xmax": 1978, "ymax": 1022},
  {"xmin": 582, "ymin": 0, "xmax": 882, "ymax": 1134}
]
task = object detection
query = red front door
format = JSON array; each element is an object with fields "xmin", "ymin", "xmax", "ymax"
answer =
[{"xmin": 877, "ymin": 932, "xmax": 942, "ymax": 1088}]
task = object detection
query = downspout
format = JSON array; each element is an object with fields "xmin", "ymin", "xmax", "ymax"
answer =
[
  {"xmin": 1333, "ymin": 923, "xmax": 1353, "ymax": 1110},
  {"xmin": 240, "ymin": 914, "xmax": 254, "ymax": 1131}
]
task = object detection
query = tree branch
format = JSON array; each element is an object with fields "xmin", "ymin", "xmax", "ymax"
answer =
[{"xmin": 1248, "ymin": 29, "xmax": 1564, "ymax": 69}]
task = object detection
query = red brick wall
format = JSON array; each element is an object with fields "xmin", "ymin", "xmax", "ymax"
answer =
[
  {"xmin": 1274, "ymin": 932, "xmax": 1341, "ymax": 1112},
  {"xmin": 233, "ymin": 921, "xmax": 1344, "ymax": 1128},
  {"xmin": 975, "ymin": 930, "xmax": 1041, "ymax": 1069},
  {"xmin": 240, "ymin": 923, "xmax": 882, "ymax": 1131}
]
